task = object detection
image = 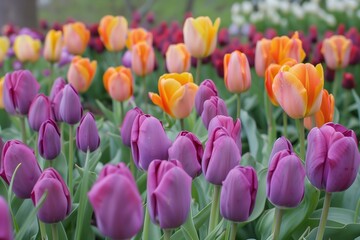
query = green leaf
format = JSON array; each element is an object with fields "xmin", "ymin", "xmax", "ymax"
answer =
[
  {"xmin": 305, "ymin": 223, "xmax": 360, "ymax": 240},
  {"xmin": 351, "ymin": 89, "xmax": 360, "ymax": 121},
  {"xmin": 181, "ymin": 210, "xmax": 199, "ymax": 240},
  {"xmin": 204, "ymin": 219, "xmax": 226, "ymax": 240},
  {"xmin": 310, "ymin": 207, "xmax": 360, "ymax": 225},
  {"xmin": 240, "ymin": 110, "xmax": 263, "ymax": 161},
  {"xmin": 96, "ymin": 99, "xmax": 115, "ymax": 122}
]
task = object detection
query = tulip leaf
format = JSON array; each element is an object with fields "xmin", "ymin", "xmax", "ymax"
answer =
[
  {"xmin": 305, "ymin": 223, "xmax": 360, "ymax": 240},
  {"xmin": 204, "ymin": 218, "xmax": 226, "ymax": 240},
  {"xmin": 181, "ymin": 209, "xmax": 200, "ymax": 240},
  {"xmin": 240, "ymin": 110, "xmax": 263, "ymax": 161},
  {"xmin": 51, "ymin": 152, "xmax": 68, "ymax": 182},
  {"xmin": 351, "ymin": 89, "xmax": 360, "ymax": 123},
  {"xmin": 310, "ymin": 207, "xmax": 360, "ymax": 225},
  {"xmin": 96, "ymin": 99, "xmax": 115, "ymax": 122}
]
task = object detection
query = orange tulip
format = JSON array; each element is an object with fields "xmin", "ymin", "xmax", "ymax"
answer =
[
  {"xmin": 166, "ymin": 43, "xmax": 191, "ymax": 73},
  {"xmin": 270, "ymin": 32, "xmax": 306, "ymax": 65},
  {"xmin": 272, "ymin": 63, "xmax": 324, "ymax": 119},
  {"xmin": 43, "ymin": 30, "xmax": 63, "ymax": 62},
  {"xmin": 0, "ymin": 37, "xmax": 10, "ymax": 63},
  {"xmin": 0, "ymin": 77, "xmax": 4, "ymax": 109},
  {"xmin": 67, "ymin": 56, "xmax": 97, "ymax": 93},
  {"xmin": 103, "ymin": 66, "xmax": 133, "ymax": 101},
  {"xmin": 13, "ymin": 34, "xmax": 41, "ymax": 62},
  {"xmin": 321, "ymin": 35, "xmax": 352, "ymax": 70},
  {"xmin": 131, "ymin": 42, "xmax": 155, "ymax": 77},
  {"xmin": 125, "ymin": 28, "xmax": 153, "ymax": 50},
  {"xmin": 98, "ymin": 15, "xmax": 128, "ymax": 52},
  {"xmin": 63, "ymin": 22, "xmax": 90, "ymax": 55},
  {"xmin": 304, "ymin": 90, "xmax": 334, "ymax": 129},
  {"xmin": 224, "ymin": 50, "xmax": 251, "ymax": 93},
  {"xmin": 183, "ymin": 16, "xmax": 220, "ymax": 58},
  {"xmin": 255, "ymin": 38, "xmax": 272, "ymax": 77},
  {"xmin": 149, "ymin": 73, "xmax": 198, "ymax": 119}
]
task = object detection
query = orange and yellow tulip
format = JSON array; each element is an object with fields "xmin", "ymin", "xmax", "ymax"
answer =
[
  {"xmin": 166, "ymin": 43, "xmax": 191, "ymax": 73},
  {"xmin": 0, "ymin": 37, "xmax": 10, "ymax": 63},
  {"xmin": 183, "ymin": 16, "xmax": 220, "ymax": 58},
  {"xmin": 63, "ymin": 22, "xmax": 90, "ymax": 55},
  {"xmin": 131, "ymin": 42, "xmax": 155, "ymax": 77},
  {"xmin": 67, "ymin": 56, "xmax": 97, "ymax": 93},
  {"xmin": 272, "ymin": 63, "xmax": 324, "ymax": 119},
  {"xmin": 270, "ymin": 32, "xmax": 306, "ymax": 65},
  {"xmin": 321, "ymin": 35, "xmax": 352, "ymax": 70},
  {"xmin": 149, "ymin": 73, "xmax": 198, "ymax": 119},
  {"xmin": 13, "ymin": 34, "xmax": 41, "ymax": 62},
  {"xmin": 125, "ymin": 28, "xmax": 153, "ymax": 50},
  {"xmin": 43, "ymin": 30, "xmax": 63, "ymax": 62},
  {"xmin": 224, "ymin": 50, "xmax": 251, "ymax": 93},
  {"xmin": 255, "ymin": 38, "xmax": 272, "ymax": 77},
  {"xmin": 98, "ymin": 15, "xmax": 128, "ymax": 52},
  {"xmin": 103, "ymin": 66, "xmax": 133, "ymax": 102},
  {"xmin": 0, "ymin": 77, "xmax": 4, "ymax": 108}
]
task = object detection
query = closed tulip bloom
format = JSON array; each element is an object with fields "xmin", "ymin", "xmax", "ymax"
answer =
[
  {"xmin": 201, "ymin": 96, "xmax": 228, "ymax": 129},
  {"xmin": 103, "ymin": 66, "xmax": 133, "ymax": 101},
  {"xmin": 38, "ymin": 119, "xmax": 61, "ymax": 160},
  {"xmin": 0, "ymin": 197, "xmax": 13, "ymax": 240},
  {"xmin": 98, "ymin": 15, "xmax": 128, "ymax": 51},
  {"xmin": 306, "ymin": 123, "xmax": 360, "ymax": 192},
  {"xmin": 270, "ymin": 32, "xmax": 306, "ymax": 65},
  {"xmin": 194, "ymin": 79, "xmax": 218, "ymax": 115},
  {"xmin": 147, "ymin": 160, "xmax": 192, "ymax": 229},
  {"xmin": 59, "ymin": 84, "xmax": 83, "ymax": 125},
  {"xmin": 88, "ymin": 164, "xmax": 143, "ymax": 239},
  {"xmin": 0, "ymin": 77, "xmax": 4, "ymax": 109},
  {"xmin": 3, "ymin": 70, "xmax": 40, "ymax": 115},
  {"xmin": 31, "ymin": 168, "xmax": 71, "ymax": 223},
  {"xmin": 131, "ymin": 42, "xmax": 155, "ymax": 77},
  {"xmin": 220, "ymin": 166, "xmax": 258, "ymax": 222},
  {"xmin": 272, "ymin": 63, "xmax": 324, "ymax": 119},
  {"xmin": 43, "ymin": 30, "xmax": 63, "ymax": 62},
  {"xmin": 122, "ymin": 50, "xmax": 132, "ymax": 68},
  {"xmin": 166, "ymin": 43, "xmax": 191, "ymax": 73},
  {"xmin": 0, "ymin": 36, "xmax": 10, "ymax": 63},
  {"xmin": 121, "ymin": 107, "xmax": 143, "ymax": 147},
  {"xmin": 67, "ymin": 56, "xmax": 97, "ymax": 93},
  {"xmin": 63, "ymin": 22, "xmax": 90, "ymax": 55},
  {"xmin": 224, "ymin": 50, "xmax": 251, "ymax": 93},
  {"xmin": 202, "ymin": 127, "xmax": 240, "ymax": 185},
  {"xmin": 76, "ymin": 112, "xmax": 100, "ymax": 152},
  {"xmin": 321, "ymin": 35, "xmax": 352, "ymax": 70},
  {"xmin": 0, "ymin": 140, "xmax": 42, "ymax": 198},
  {"xmin": 131, "ymin": 114, "xmax": 172, "ymax": 170},
  {"xmin": 13, "ymin": 34, "xmax": 41, "ymax": 62},
  {"xmin": 28, "ymin": 94, "xmax": 52, "ymax": 131},
  {"xmin": 52, "ymin": 89, "xmax": 63, "ymax": 122},
  {"xmin": 269, "ymin": 136, "xmax": 293, "ymax": 162},
  {"xmin": 183, "ymin": 16, "xmax": 221, "ymax": 58},
  {"xmin": 255, "ymin": 38, "xmax": 272, "ymax": 77},
  {"xmin": 168, "ymin": 131, "xmax": 203, "ymax": 178},
  {"xmin": 49, "ymin": 77, "xmax": 66, "ymax": 101},
  {"xmin": 125, "ymin": 28, "xmax": 153, "ymax": 50},
  {"xmin": 149, "ymin": 73, "xmax": 198, "ymax": 119}
]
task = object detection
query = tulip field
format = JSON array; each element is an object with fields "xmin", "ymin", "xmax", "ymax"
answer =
[{"xmin": 1, "ymin": 2, "xmax": 360, "ymax": 240}]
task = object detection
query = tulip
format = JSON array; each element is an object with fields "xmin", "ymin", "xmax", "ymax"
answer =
[
  {"xmin": 149, "ymin": 73, "xmax": 198, "ymax": 119},
  {"xmin": 306, "ymin": 123, "xmax": 360, "ymax": 192},
  {"xmin": 103, "ymin": 66, "xmax": 133, "ymax": 101},
  {"xmin": 270, "ymin": 32, "xmax": 306, "ymax": 65},
  {"xmin": 49, "ymin": 77, "xmax": 66, "ymax": 101},
  {"xmin": 88, "ymin": 163, "xmax": 143, "ymax": 239},
  {"xmin": 342, "ymin": 72, "xmax": 356, "ymax": 89},
  {"xmin": 28, "ymin": 94, "xmax": 53, "ymax": 131},
  {"xmin": 183, "ymin": 16, "xmax": 220, "ymax": 58},
  {"xmin": 166, "ymin": 43, "xmax": 191, "ymax": 73},
  {"xmin": 122, "ymin": 50, "xmax": 132, "ymax": 68},
  {"xmin": 31, "ymin": 168, "xmax": 71, "ymax": 223},
  {"xmin": 272, "ymin": 63, "xmax": 324, "ymax": 119},
  {"xmin": 202, "ymin": 127, "xmax": 240, "ymax": 185},
  {"xmin": 168, "ymin": 131, "xmax": 203, "ymax": 178},
  {"xmin": 255, "ymin": 38, "xmax": 272, "ymax": 77},
  {"xmin": 220, "ymin": 166, "xmax": 258, "ymax": 222},
  {"xmin": 63, "ymin": 22, "xmax": 90, "ymax": 55},
  {"xmin": 269, "ymin": 136, "xmax": 293, "ymax": 162},
  {"xmin": 59, "ymin": 84, "xmax": 83, "ymax": 125},
  {"xmin": 52, "ymin": 88, "xmax": 63, "ymax": 122},
  {"xmin": 43, "ymin": 30, "xmax": 63, "ymax": 62},
  {"xmin": 147, "ymin": 160, "xmax": 192, "ymax": 228},
  {"xmin": 125, "ymin": 28, "xmax": 153, "ymax": 50},
  {"xmin": 38, "ymin": 119, "xmax": 61, "ymax": 160},
  {"xmin": 13, "ymin": 34, "xmax": 41, "ymax": 62},
  {"xmin": 67, "ymin": 56, "xmax": 97, "ymax": 93},
  {"xmin": 224, "ymin": 50, "xmax": 251, "ymax": 93},
  {"xmin": 3, "ymin": 70, "xmax": 40, "ymax": 115},
  {"xmin": 321, "ymin": 35, "xmax": 352, "ymax": 70},
  {"xmin": 0, "ymin": 36, "xmax": 10, "ymax": 63},
  {"xmin": 0, "ymin": 77, "xmax": 4, "ymax": 109},
  {"xmin": 131, "ymin": 114, "xmax": 172, "ymax": 171},
  {"xmin": 76, "ymin": 112, "xmax": 100, "ymax": 152},
  {"xmin": 201, "ymin": 96, "xmax": 228, "ymax": 129},
  {"xmin": 0, "ymin": 197, "xmax": 13, "ymax": 240},
  {"xmin": 304, "ymin": 90, "xmax": 334, "ymax": 129},
  {"xmin": 0, "ymin": 140, "xmax": 42, "ymax": 198},
  {"xmin": 98, "ymin": 15, "xmax": 128, "ymax": 51},
  {"xmin": 194, "ymin": 79, "xmax": 218, "ymax": 115},
  {"xmin": 131, "ymin": 42, "xmax": 155, "ymax": 77},
  {"xmin": 120, "ymin": 107, "xmax": 143, "ymax": 147}
]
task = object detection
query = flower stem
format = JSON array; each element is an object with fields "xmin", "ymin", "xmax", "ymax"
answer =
[
  {"xmin": 230, "ymin": 222, "xmax": 237, "ymax": 240},
  {"xmin": 20, "ymin": 116, "xmax": 27, "ymax": 144},
  {"xmin": 208, "ymin": 185, "xmax": 221, "ymax": 233},
  {"xmin": 180, "ymin": 118, "xmax": 185, "ymax": 130},
  {"xmin": 143, "ymin": 76, "xmax": 148, "ymax": 113},
  {"xmin": 142, "ymin": 205, "xmax": 151, "ymax": 240},
  {"xmin": 265, "ymin": 93, "xmax": 276, "ymax": 156},
  {"xmin": 272, "ymin": 208, "xmax": 283, "ymax": 240},
  {"xmin": 236, "ymin": 94, "xmax": 241, "ymax": 119},
  {"xmin": 120, "ymin": 101, "xmax": 125, "ymax": 124},
  {"xmin": 39, "ymin": 220, "xmax": 47, "ymax": 240},
  {"xmin": 51, "ymin": 223, "xmax": 58, "ymax": 240},
  {"xmin": 316, "ymin": 192, "xmax": 332, "ymax": 240},
  {"xmin": 295, "ymin": 118, "xmax": 305, "ymax": 161},
  {"xmin": 332, "ymin": 69, "xmax": 343, "ymax": 100},
  {"xmin": 163, "ymin": 229, "xmax": 172, "ymax": 240},
  {"xmin": 68, "ymin": 124, "xmax": 74, "ymax": 197},
  {"xmin": 195, "ymin": 58, "xmax": 202, "ymax": 85},
  {"xmin": 354, "ymin": 198, "xmax": 360, "ymax": 223},
  {"xmin": 282, "ymin": 111, "xmax": 288, "ymax": 138}
]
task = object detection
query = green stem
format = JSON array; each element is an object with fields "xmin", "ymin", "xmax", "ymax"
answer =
[
  {"xmin": 68, "ymin": 124, "xmax": 74, "ymax": 197},
  {"xmin": 180, "ymin": 118, "xmax": 185, "ymax": 130},
  {"xmin": 120, "ymin": 100, "xmax": 125, "ymax": 124},
  {"xmin": 265, "ymin": 94, "xmax": 276, "ymax": 156},
  {"xmin": 47, "ymin": 62, "xmax": 54, "ymax": 95},
  {"xmin": 208, "ymin": 185, "xmax": 221, "ymax": 233},
  {"xmin": 341, "ymin": 91, "xmax": 351, "ymax": 124},
  {"xmin": 20, "ymin": 116, "xmax": 27, "ymax": 144},
  {"xmin": 51, "ymin": 223, "xmax": 58, "ymax": 240},
  {"xmin": 195, "ymin": 58, "xmax": 202, "ymax": 85},
  {"xmin": 316, "ymin": 192, "xmax": 332, "ymax": 240},
  {"xmin": 296, "ymin": 118, "xmax": 305, "ymax": 161},
  {"xmin": 143, "ymin": 76, "xmax": 148, "ymax": 113},
  {"xmin": 163, "ymin": 229, "xmax": 172, "ymax": 240},
  {"xmin": 332, "ymin": 69, "xmax": 343, "ymax": 100},
  {"xmin": 129, "ymin": 150, "xmax": 136, "ymax": 178},
  {"xmin": 230, "ymin": 222, "xmax": 237, "ymax": 240},
  {"xmin": 39, "ymin": 220, "xmax": 47, "ymax": 240},
  {"xmin": 142, "ymin": 205, "xmax": 151, "ymax": 240},
  {"xmin": 282, "ymin": 111, "xmax": 288, "ymax": 138},
  {"xmin": 354, "ymin": 198, "xmax": 360, "ymax": 223},
  {"xmin": 272, "ymin": 208, "xmax": 283, "ymax": 240},
  {"xmin": 311, "ymin": 115, "xmax": 317, "ymax": 129},
  {"xmin": 236, "ymin": 94, "xmax": 241, "ymax": 119},
  {"xmin": 35, "ymin": 134, "xmax": 39, "ymax": 160}
]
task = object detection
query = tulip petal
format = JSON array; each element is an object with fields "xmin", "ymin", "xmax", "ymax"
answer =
[{"xmin": 169, "ymin": 83, "xmax": 198, "ymax": 119}]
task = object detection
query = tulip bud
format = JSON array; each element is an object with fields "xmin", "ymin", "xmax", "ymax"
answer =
[
  {"xmin": 122, "ymin": 50, "xmax": 132, "ymax": 68},
  {"xmin": 49, "ymin": 77, "xmax": 66, "ymax": 101},
  {"xmin": 38, "ymin": 119, "xmax": 61, "ymax": 160},
  {"xmin": 342, "ymin": 72, "xmax": 356, "ymax": 90},
  {"xmin": 147, "ymin": 160, "xmax": 192, "ymax": 228},
  {"xmin": 201, "ymin": 96, "xmax": 228, "ymax": 129},
  {"xmin": 103, "ymin": 66, "xmax": 133, "ymax": 102},
  {"xmin": 76, "ymin": 113, "xmax": 100, "ymax": 152},
  {"xmin": 31, "ymin": 168, "xmax": 71, "ymax": 223},
  {"xmin": 120, "ymin": 107, "xmax": 143, "ymax": 147},
  {"xmin": 306, "ymin": 123, "xmax": 360, "ymax": 192},
  {"xmin": 13, "ymin": 34, "xmax": 41, "ymax": 62},
  {"xmin": 0, "ymin": 36, "xmax": 10, "ymax": 63},
  {"xmin": 88, "ymin": 163, "xmax": 143, "ymax": 239},
  {"xmin": 63, "ymin": 22, "xmax": 90, "ymax": 55},
  {"xmin": 3, "ymin": 70, "xmax": 40, "ymax": 115},
  {"xmin": 125, "ymin": 28, "xmax": 153, "ymax": 50},
  {"xmin": 43, "ymin": 30, "xmax": 62, "ymax": 62},
  {"xmin": 195, "ymin": 79, "xmax": 218, "ymax": 115},
  {"xmin": 165, "ymin": 43, "xmax": 191, "ymax": 73},
  {"xmin": 52, "ymin": 89, "xmax": 64, "ymax": 122},
  {"xmin": 0, "ymin": 197, "xmax": 13, "ymax": 240},
  {"xmin": 255, "ymin": 38, "xmax": 272, "ymax": 77},
  {"xmin": 220, "ymin": 166, "xmax": 258, "ymax": 222},
  {"xmin": 269, "ymin": 137, "xmax": 293, "ymax": 162},
  {"xmin": 131, "ymin": 114, "xmax": 172, "ymax": 170},
  {"xmin": 321, "ymin": 35, "xmax": 352, "ymax": 70},
  {"xmin": 98, "ymin": 15, "xmax": 128, "ymax": 52},
  {"xmin": 270, "ymin": 32, "xmax": 306, "ymax": 64},
  {"xmin": 131, "ymin": 42, "xmax": 155, "ymax": 77},
  {"xmin": 59, "ymin": 84, "xmax": 83, "ymax": 125},
  {"xmin": 0, "ymin": 140, "xmax": 42, "ymax": 198},
  {"xmin": 28, "ymin": 94, "xmax": 53, "ymax": 131},
  {"xmin": 67, "ymin": 56, "xmax": 97, "ymax": 93},
  {"xmin": 168, "ymin": 131, "xmax": 203, "ymax": 178}
]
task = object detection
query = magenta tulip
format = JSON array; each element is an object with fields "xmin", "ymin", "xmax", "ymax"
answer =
[
  {"xmin": 28, "ymin": 94, "xmax": 53, "ymax": 131},
  {"xmin": 59, "ymin": 84, "xmax": 83, "ymax": 125},
  {"xmin": 201, "ymin": 96, "xmax": 228, "ymax": 129},
  {"xmin": 76, "ymin": 112, "xmax": 100, "ymax": 152},
  {"xmin": 0, "ymin": 197, "xmax": 13, "ymax": 240},
  {"xmin": 38, "ymin": 119, "xmax": 61, "ymax": 160},
  {"xmin": 120, "ymin": 107, "xmax": 143, "ymax": 147},
  {"xmin": 195, "ymin": 79, "xmax": 218, "ymax": 115}
]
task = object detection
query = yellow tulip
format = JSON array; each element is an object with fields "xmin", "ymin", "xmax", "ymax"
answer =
[
  {"xmin": 224, "ymin": 50, "xmax": 251, "ymax": 93},
  {"xmin": 67, "ymin": 56, "xmax": 97, "ymax": 93},
  {"xmin": 149, "ymin": 73, "xmax": 198, "ymax": 119},
  {"xmin": 131, "ymin": 42, "xmax": 155, "ymax": 77},
  {"xmin": 103, "ymin": 66, "xmax": 133, "ymax": 101},
  {"xmin": 321, "ymin": 35, "xmax": 352, "ymax": 70},
  {"xmin": 166, "ymin": 43, "xmax": 191, "ymax": 73},
  {"xmin": 13, "ymin": 34, "xmax": 41, "ymax": 62},
  {"xmin": 0, "ymin": 77, "xmax": 4, "ymax": 108},
  {"xmin": 304, "ymin": 90, "xmax": 334, "ymax": 129},
  {"xmin": 0, "ymin": 37, "xmax": 10, "ymax": 63},
  {"xmin": 63, "ymin": 22, "xmax": 90, "ymax": 55},
  {"xmin": 43, "ymin": 30, "xmax": 63, "ymax": 62},
  {"xmin": 125, "ymin": 28, "xmax": 153, "ymax": 50},
  {"xmin": 98, "ymin": 15, "xmax": 128, "ymax": 52}
]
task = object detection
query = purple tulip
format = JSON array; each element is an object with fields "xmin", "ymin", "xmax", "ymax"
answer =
[
  {"xmin": 201, "ymin": 96, "xmax": 228, "ymax": 129},
  {"xmin": 306, "ymin": 123, "xmax": 360, "ymax": 192},
  {"xmin": 3, "ymin": 70, "xmax": 40, "ymax": 115},
  {"xmin": 195, "ymin": 79, "xmax": 218, "ymax": 115},
  {"xmin": 202, "ymin": 127, "xmax": 240, "ymax": 185},
  {"xmin": 0, "ymin": 140, "xmax": 42, "ymax": 198},
  {"xmin": 59, "ymin": 84, "xmax": 83, "ymax": 125},
  {"xmin": 88, "ymin": 163, "xmax": 143, "ymax": 239},
  {"xmin": 120, "ymin": 107, "xmax": 143, "ymax": 147},
  {"xmin": 38, "ymin": 119, "xmax": 61, "ymax": 160},
  {"xmin": 31, "ymin": 168, "xmax": 71, "ymax": 223},
  {"xmin": 51, "ymin": 88, "xmax": 63, "ymax": 122},
  {"xmin": 58, "ymin": 49, "xmax": 74, "ymax": 68},
  {"xmin": 220, "ymin": 166, "xmax": 258, "ymax": 222},
  {"xmin": 76, "ymin": 112, "xmax": 100, "ymax": 153},
  {"xmin": 269, "ymin": 136, "xmax": 293, "ymax": 163},
  {"xmin": 49, "ymin": 77, "xmax": 66, "ymax": 101},
  {"xmin": 131, "ymin": 114, "xmax": 172, "ymax": 171},
  {"xmin": 0, "ymin": 197, "xmax": 13, "ymax": 240},
  {"xmin": 168, "ymin": 131, "xmax": 203, "ymax": 178},
  {"xmin": 147, "ymin": 160, "xmax": 192, "ymax": 229},
  {"xmin": 122, "ymin": 50, "xmax": 132, "ymax": 68},
  {"xmin": 28, "ymin": 94, "xmax": 53, "ymax": 131}
]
